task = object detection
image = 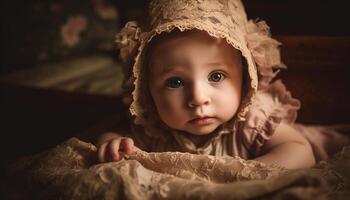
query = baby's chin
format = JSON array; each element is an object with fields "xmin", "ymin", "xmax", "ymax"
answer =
[{"xmin": 182, "ymin": 124, "xmax": 220, "ymax": 136}]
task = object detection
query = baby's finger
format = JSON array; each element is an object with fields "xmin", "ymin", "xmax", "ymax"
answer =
[
  {"xmin": 120, "ymin": 137, "xmax": 135, "ymax": 155},
  {"xmin": 107, "ymin": 139, "xmax": 122, "ymax": 161},
  {"xmin": 97, "ymin": 142, "xmax": 108, "ymax": 163}
]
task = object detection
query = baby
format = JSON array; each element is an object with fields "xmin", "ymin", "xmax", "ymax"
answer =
[{"xmin": 96, "ymin": 0, "xmax": 327, "ymax": 169}]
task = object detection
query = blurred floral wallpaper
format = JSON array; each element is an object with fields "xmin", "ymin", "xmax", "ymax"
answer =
[{"xmin": 1, "ymin": 0, "xmax": 122, "ymax": 73}]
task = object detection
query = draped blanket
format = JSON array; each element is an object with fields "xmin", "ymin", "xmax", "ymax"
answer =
[{"xmin": 5, "ymin": 138, "xmax": 350, "ymax": 200}]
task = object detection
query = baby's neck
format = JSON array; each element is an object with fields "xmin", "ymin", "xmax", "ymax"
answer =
[{"xmin": 180, "ymin": 131, "xmax": 217, "ymax": 148}]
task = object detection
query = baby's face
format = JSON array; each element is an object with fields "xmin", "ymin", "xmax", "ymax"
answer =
[{"xmin": 148, "ymin": 30, "xmax": 243, "ymax": 135}]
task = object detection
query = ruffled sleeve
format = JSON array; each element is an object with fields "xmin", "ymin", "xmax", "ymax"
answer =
[{"xmin": 241, "ymin": 80, "xmax": 301, "ymax": 156}]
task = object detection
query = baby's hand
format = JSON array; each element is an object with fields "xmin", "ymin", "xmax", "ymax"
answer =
[{"xmin": 97, "ymin": 136, "xmax": 137, "ymax": 163}]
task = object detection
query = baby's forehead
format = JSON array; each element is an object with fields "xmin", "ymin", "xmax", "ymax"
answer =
[
  {"xmin": 150, "ymin": 29, "xmax": 223, "ymax": 49},
  {"xmin": 146, "ymin": 29, "xmax": 243, "ymax": 74},
  {"xmin": 147, "ymin": 29, "xmax": 242, "ymax": 61}
]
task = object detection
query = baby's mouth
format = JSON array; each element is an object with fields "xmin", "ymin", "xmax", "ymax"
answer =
[{"xmin": 188, "ymin": 116, "xmax": 215, "ymax": 125}]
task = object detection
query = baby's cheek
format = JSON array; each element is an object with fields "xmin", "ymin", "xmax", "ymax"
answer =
[
  {"xmin": 156, "ymin": 94, "xmax": 185, "ymax": 123},
  {"xmin": 216, "ymin": 90, "xmax": 241, "ymax": 117},
  {"xmin": 158, "ymin": 108, "xmax": 184, "ymax": 130}
]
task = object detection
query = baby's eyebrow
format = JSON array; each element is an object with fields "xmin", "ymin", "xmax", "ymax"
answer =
[
  {"xmin": 159, "ymin": 61, "xmax": 228, "ymax": 74},
  {"xmin": 204, "ymin": 61, "xmax": 226, "ymax": 67},
  {"xmin": 203, "ymin": 61, "xmax": 236, "ymax": 70},
  {"xmin": 160, "ymin": 60, "xmax": 189, "ymax": 71},
  {"xmin": 160, "ymin": 65, "xmax": 186, "ymax": 75}
]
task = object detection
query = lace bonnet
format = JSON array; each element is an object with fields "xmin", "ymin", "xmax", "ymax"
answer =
[{"xmin": 115, "ymin": 0, "xmax": 285, "ymax": 138}]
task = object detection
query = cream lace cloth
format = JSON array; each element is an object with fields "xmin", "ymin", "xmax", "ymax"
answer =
[{"xmin": 6, "ymin": 138, "xmax": 349, "ymax": 200}]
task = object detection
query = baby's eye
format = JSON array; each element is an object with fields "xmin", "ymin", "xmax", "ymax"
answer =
[
  {"xmin": 165, "ymin": 77, "xmax": 184, "ymax": 88},
  {"xmin": 208, "ymin": 72, "xmax": 226, "ymax": 82}
]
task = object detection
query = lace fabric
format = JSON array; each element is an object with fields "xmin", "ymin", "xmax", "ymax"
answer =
[{"xmin": 5, "ymin": 138, "xmax": 349, "ymax": 200}]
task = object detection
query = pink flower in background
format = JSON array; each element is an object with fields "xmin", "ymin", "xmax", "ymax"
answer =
[
  {"xmin": 61, "ymin": 15, "xmax": 88, "ymax": 48},
  {"xmin": 92, "ymin": 0, "xmax": 118, "ymax": 20}
]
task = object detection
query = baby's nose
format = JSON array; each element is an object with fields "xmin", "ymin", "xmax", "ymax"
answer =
[{"xmin": 187, "ymin": 83, "xmax": 211, "ymax": 108}]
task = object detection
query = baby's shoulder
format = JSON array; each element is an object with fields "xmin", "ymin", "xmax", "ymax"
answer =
[{"xmin": 240, "ymin": 80, "xmax": 300, "ymax": 152}]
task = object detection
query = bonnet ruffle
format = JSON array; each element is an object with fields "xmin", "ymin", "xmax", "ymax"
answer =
[{"xmin": 246, "ymin": 20, "xmax": 286, "ymax": 89}]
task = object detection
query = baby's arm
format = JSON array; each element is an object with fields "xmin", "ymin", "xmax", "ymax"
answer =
[
  {"xmin": 97, "ymin": 132, "xmax": 139, "ymax": 163},
  {"xmin": 254, "ymin": 123, "xmax": 315, "ymax": 169}
]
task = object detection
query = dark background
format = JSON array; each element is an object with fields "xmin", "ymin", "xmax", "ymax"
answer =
[{"xmin": 1, "ymin": 0, "xmax": 350, "ymax": 165}]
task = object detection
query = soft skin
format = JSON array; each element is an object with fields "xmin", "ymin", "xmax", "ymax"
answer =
[{"xmin": 147, "ymin": 30, "xmax": 243, "ymax": 138}]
